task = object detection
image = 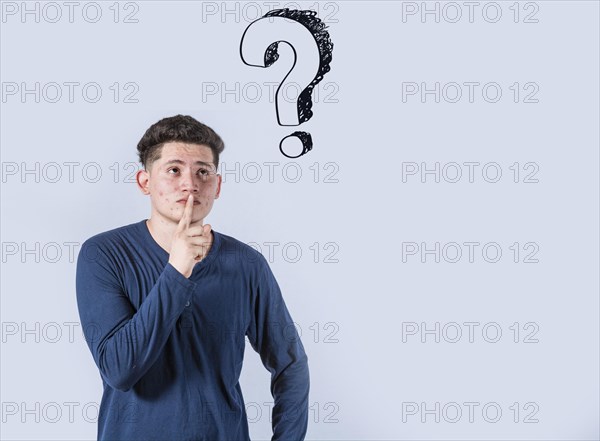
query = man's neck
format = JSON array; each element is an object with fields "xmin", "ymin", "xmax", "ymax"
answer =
[
  {"xmin": 146, "ymin": 217, "xmax": 176, "ymax": 254},
  {"xmin": 146, "ymin": 215, "xmax": 214, "ymax": 256}
]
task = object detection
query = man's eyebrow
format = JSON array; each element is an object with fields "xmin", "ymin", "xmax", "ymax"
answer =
[{"xmin": 163, "ymin": 159, "xmax": 214, "ymax": 167}]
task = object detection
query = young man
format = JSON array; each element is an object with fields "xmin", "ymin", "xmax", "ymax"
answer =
[{"xmin": 76, "ymin": 115, "xmax": 309, "ymax": 440}]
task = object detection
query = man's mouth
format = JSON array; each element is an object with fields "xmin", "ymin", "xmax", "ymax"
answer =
[{"xmin": 177, "ymin": 199, "xmax": 200, "ymax": 205}]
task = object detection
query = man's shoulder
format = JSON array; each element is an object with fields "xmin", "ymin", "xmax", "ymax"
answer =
[
  {"xmin": 214, "ymin": 230, "xmax": 268, "ymax": 269},
  {"xmin": 80, "ymin": 220, "xmax": 144, "ymax": 254}
]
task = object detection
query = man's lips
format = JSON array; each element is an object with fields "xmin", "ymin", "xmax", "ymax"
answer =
[{"xmin": 177, "ymin": 199, "xmax": 200, "ymax": 205}]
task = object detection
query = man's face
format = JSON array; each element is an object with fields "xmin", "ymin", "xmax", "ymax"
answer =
[{"xmin": 137, "ymin": 142, "xmax": 222, "ymax": 226}]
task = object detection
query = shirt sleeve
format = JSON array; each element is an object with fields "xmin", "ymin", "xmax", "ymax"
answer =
[
  {"xmin": 75, "ymin": 238, "xmax": 195, "ymax": 392},
  {"xmin": 246, "ymin": 255, "xmax": 310, "ymax": 441}
]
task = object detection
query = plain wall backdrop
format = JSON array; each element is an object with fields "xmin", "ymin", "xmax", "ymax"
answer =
[{"xmin": 1, "ymin": 1, "xmax": 599, "ymax": 439}]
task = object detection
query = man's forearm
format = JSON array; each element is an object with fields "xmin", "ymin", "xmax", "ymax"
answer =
[
  {"xmin": 77, "ymin": 254, "xmax": 195, "ymax": 391},
  {"xmin": 270, "ymin": 351, "xmax": 310, "ymax": 440}
]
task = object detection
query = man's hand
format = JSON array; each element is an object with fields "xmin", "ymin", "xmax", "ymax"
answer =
[{"xmin": 168, "ymin": 194, "xmax": 213, "ymax": 278}]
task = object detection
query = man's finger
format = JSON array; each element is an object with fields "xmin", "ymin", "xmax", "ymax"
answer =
[
  {"xmin": 187, "ymin": 224, "xmax": 211, "ymax": 237},
  {"xmin": 188, "ymin": 237, "xmax": 212, "ymax": 247},
  {"xmin": 178, "ymin": 194, "xmax": 194, "ymax": 231}
]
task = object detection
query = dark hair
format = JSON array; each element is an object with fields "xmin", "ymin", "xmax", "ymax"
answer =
[{"xmin": 137, "ymin": 115, "xmax": 225, "ymax": 171}]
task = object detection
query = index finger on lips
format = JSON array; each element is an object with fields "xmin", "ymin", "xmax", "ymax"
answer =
[{"xmin": 178, "ymin": 194, "xmax": 194, "ymax": 232}]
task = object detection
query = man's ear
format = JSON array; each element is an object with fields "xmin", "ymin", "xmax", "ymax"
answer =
[{"xmin": 136, "ymin": 169, "xmax": 150, "ymax": 195}]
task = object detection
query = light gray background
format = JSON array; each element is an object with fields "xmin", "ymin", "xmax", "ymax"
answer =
[{"xmin": 1, "ymin": 1, "xmax": 599, "ymax": 439}]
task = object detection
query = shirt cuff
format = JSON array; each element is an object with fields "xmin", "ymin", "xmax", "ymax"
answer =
[{"xmin": 163, "ymin": 261, "xmax": 197, "ymax": 292}]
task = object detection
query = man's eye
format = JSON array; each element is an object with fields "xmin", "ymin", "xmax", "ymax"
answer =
[
  {"xmin": 198, "ymin": 168, "xmax": 210, "ymax": 176},
  {"xmin": 168, "ymin": 168, "xmax": 179, "ymax": 174}
]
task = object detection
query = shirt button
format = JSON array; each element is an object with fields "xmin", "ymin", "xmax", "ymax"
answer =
[{"xmin": 185, "ymin": 301, "xmax": 191, "ymax": 307}]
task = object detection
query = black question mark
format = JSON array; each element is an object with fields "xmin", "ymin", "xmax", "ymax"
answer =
[{"xmin": 240, "ymin": 9, "xmax": 333, "ymax": 158}]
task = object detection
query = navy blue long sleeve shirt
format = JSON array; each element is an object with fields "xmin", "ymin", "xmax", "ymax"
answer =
[{"xmin": 75, "ymin": 219, "xmax": 309, "ymax": 441}]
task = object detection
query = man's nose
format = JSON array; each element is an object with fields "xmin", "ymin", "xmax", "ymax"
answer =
[{"xmin": 180, "ymin": 170, "xmax": 199, "ymax": 191}]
